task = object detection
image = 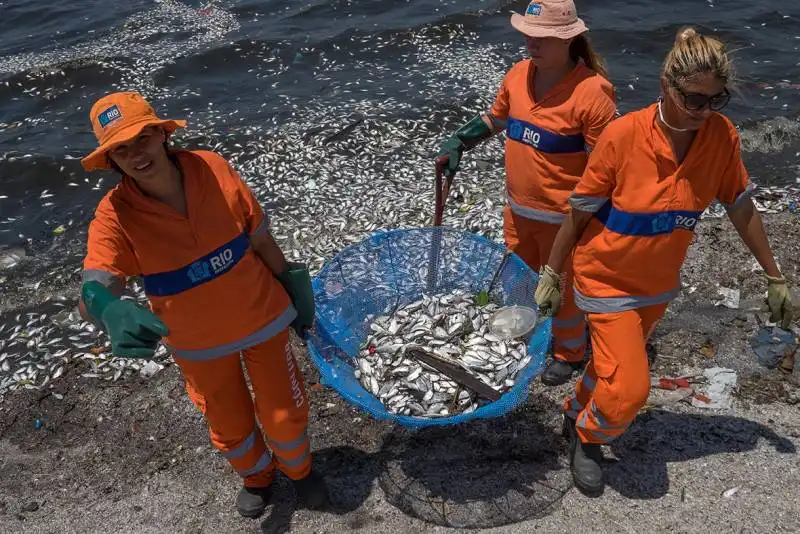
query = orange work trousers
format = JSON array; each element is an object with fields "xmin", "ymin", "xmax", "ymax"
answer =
[
  {"xmin": 503, "ymin": 205, "xmax": 587, "ymax": 363},
  {"xmin": 564, "ymin": 303, "xmax": 667, "ymax": 444},
  {"xmin": 175, "ymin": 328, "xmax": 311, "ymax": 487}
]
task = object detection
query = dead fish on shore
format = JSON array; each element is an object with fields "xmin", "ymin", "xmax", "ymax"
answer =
[
  {"xmin": 0, "ymin": 305, "xmax": 171, "ymax": 400},
  {"xmin": 354, "ymin": 289, "xmax": 531, "ymax": 418}
]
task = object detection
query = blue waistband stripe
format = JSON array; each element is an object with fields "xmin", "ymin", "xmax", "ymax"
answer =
[
  {"xmin": 594, "ymin": 202, "xmax": 703, "ymax": 236},
  {"xmin": 143, "ymin": 233, "xmax": 250, "ymax": 297},
  {"xmin": 505, "ymin": 117, "xmax": 586, "ymax": 154}
]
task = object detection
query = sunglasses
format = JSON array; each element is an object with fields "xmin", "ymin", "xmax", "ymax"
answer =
[{"xmin": 671, "ymin": 84, "xmax": 731, "ymax": 111}]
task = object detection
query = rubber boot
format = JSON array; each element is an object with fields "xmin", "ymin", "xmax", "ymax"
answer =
[
  {"xmin": 541, "ymin": 359, "xmax": 585, "ymax": 386},
  {"xmin": 292, "ymin": 470, "xmax": 330, "ymax": 510},
  {"xmin": 562, "ymin": 415, "xmax": 605, "ymax": 497},
  {"xmin": 236, "ymin": 485, "xmax": 274, "ymax": 518}
]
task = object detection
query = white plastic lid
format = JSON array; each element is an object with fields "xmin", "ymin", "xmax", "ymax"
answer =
[{"xmin": 488, "ymin": 305, "xmax": 538, "ymax": 339}]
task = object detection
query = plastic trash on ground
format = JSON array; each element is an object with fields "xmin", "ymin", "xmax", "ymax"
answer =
[
  {"xmin": 716, "ymin": 286, "xmax": 740, "ymax": 309},
  {"xmin": 647, "ymin": 376, "xmax": 695, "ymax": 407},
  {"xmin": 691, "ymin": 367, "xmax": 737, "ymax": 409},
  {"xmin": 139, "ymin": 360, "xmax": 164, "ymax": 378},
  {"xmin": 749, "ymin": 326, "xmax": 797, "ymax": 369}
]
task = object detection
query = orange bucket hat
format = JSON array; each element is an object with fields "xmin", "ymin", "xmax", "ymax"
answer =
[
  {"xmin": 81, "ymin": 91, "xmax": 186, "ymax": 172},
  {"xmin": 510, "ymin": 0, "xmax": 588, "ymax": 40}
]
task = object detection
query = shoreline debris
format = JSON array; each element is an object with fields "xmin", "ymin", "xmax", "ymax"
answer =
[
  {"xmin": 691, "ymin": 367, "xmax": 738, "ymax": 410},
  {"xmin": 716, "ymin": 286, "xmax": 741, "ymax": 309},
  {"xmin": 750, "ymin": 326, "xmax": 797, "ymax": 370}
]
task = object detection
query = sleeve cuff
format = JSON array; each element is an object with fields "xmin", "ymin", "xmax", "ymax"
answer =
[
  {"xmin": 251, "ymin": 216, "xmax": 270, "ymax": 236},
  {"xmin": 723, "ymin": 182, "xmax": 757, "ymax": 212},
  {"xmin": 569, "ymin": 194, "xmax": 608, "ymax": 213},
  {"xmin": 82, "ymin": 268, "xmax": 122, "ymax": 287},
  {"xmin": 487, "ymin": 114, "xmax": 507, "ymax": 131}
]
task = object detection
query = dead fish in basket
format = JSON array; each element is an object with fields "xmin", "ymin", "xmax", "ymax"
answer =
[{"xmin": 354, "ymin": 289, "xmax": 531, "ymax": 417}]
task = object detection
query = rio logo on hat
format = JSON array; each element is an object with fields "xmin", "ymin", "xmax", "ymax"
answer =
[
  {"xmin": 526, "ymin": 3, "xmax": 542, "ymax": 16},
  {"xmin": 98, "ymin": 104, "xmax": 123, "ymax": 129}
]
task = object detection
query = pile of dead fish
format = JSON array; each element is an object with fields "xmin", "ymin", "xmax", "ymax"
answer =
[
  {"xmin": 354, "ymin": 290, "xmax": 531, "ymax": 418},
  {"xmin": 0, "ymin": 294, "xmax": 168, "ymax": 401}
]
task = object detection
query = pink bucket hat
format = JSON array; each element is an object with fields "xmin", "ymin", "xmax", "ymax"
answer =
[{"xmin": 510, "ymin": 0, "xmax": 588, "ymax": 40}]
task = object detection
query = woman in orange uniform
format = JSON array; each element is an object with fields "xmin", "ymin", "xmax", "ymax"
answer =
[
  {"xmin": 536, "ymin": 28, "xmax": 795, "ymax": 496},
  {"xmin": 77, "ymin": 91, "xmax": 328, "ymax": 518},
  {"xmin": 437, "ymin": 0, "xmax": 617, "ymax": 386}
]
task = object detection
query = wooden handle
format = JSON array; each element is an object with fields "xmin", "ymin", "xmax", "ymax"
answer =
[
  {"xmin": 434, "ymin": 161, "xmax": 443, "ymax": 226},
  {"xmin": 433, "ymin": 160, "xmax": 454, "ymax": 227}
]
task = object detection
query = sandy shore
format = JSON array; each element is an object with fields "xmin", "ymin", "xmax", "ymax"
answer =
[{"xmin": 1, "ymin": 212, "xmax": 799, "ymax": 534}]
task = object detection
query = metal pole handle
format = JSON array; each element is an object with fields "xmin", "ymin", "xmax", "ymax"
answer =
[{"xmin": 433, "ymin": 158, "xmax": 454, "ymax": 227}]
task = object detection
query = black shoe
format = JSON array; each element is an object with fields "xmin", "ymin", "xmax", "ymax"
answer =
[
  {"xmin": 646, "ymin": 342, "xmax": 657, "ymax": 367},
  {"xmin": 562, "ymin": 415, "xmax": 605, "ymax": 497},
  {"xmin": 236, "ymin": 484, "xmax": 274, "ymax": 518},
  {"xmin": 541, "ymin": 359, "xmax": 585, "ymax": 386},
  {"xmin": 292, "ymin": 470, "xmax": 329, "ymax": 510}
]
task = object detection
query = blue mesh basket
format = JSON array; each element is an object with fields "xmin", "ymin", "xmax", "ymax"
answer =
[{"xmin": 305, "ymin": 227, "xmax": 551, "ymax": 428}]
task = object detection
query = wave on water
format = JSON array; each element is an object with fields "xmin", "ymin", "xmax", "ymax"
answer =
[{"xmin": 0, "ymin": 0, "xmax": 239, "ymax": 100}]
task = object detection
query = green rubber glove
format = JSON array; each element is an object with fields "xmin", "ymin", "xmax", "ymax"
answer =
[
  {"xmin": 276, "ymin": 262, "xmax": 315, "ymax": 336},
  {"xmin": 436, "ymin": 115, "xmax": 493, "ymax": 179},
  {"xmin": 82, "ymin": 281, "xmax": 169, "ymax": 359},
  {"xmin": 534, "ymin": 265, "xmax": 563, "ymax": 316},
  {"xmin": 764, "ymin": 274, "xmax": 794, "ymax": 329}
]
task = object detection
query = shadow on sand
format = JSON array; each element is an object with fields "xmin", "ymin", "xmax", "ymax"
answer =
[
  {"xmin": 605, "ymin": 409, "xmax": 796, "ymax": 500},
  {"xmin": 260, "ymin": 405, "xmax": 795, "ymax": 532},
  {"xmin": 260, "ymin": 402, "xmax": 571, "ymax": 532}
]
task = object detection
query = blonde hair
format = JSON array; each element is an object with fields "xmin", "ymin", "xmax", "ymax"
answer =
[
  {"xmin": 570, "ymin": 34, "xmax": 608, "ymax": 79},
  {"xmin": 662, "ymin": 26, "xmax": 735, "ymax": 88}
]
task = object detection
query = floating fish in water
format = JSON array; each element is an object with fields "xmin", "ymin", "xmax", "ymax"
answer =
[{"xmin": 354, "ymin": 289, "xmax": 530, "ymax": 418}]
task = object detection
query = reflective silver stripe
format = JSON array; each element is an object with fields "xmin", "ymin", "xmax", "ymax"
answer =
[
  {"xmin": 577, "ymin": 409, "xmax": 623, "ymax": 442},
  {"xmin": 574, "ymin": 286, "xmax": 679, "ymax": 313},
  {"xmin": 723, "ymin": 182, "xmax": 757, "ymax": 212},
  {"xmin": 565, "ymin": 396, "xmax": 583, "ymax": 419},
  {"xmin": 584, "ymin": 428, "xmax": 617, "ymax": 443},
  {"xmin": 268, "ymin": 432, "xmax": 307, "ymax": 452},
  {"xmin": 589, "ymin": 400, "xmax": 627, "ymax": 431},
  {"xmin": 82, "ymin": 269, "xmax": 121, "ymax": 287},
  {"xmin": 553, "ymin": 313, "xmax": 585, "ymax": 329},
  {"xmin": 252, "ymin": 217, "xmax": 269, "ymax": 236},
  {"xmin": 577, "ymin": 410, "xmax": 590, "ymax": 429},
  {"xmin": 569, "ymin": 194, "xmax": 608, "ymax": 213},
  {"xmin": 506, "ymin": 194, "xmax": 566, "ymax": 224},
  {"xmin": 171, "ymin": 304, "xmax": 297, "ymax": 361},
  {"xmin": 223, "ymin": 429, "xmax": 257, "ymax": 460},
  {"xmin": 581, "ymin": 373, "xmax": 596, "ymax": 392},
  {"xmin": 239, "ymin": 451, "xmax": 272, "ymax": 477},
  {"xmin": 275, "ymin": 444, "xmax": 310, "ymax": 469},
  {"xmin": 555, "ymin": 332, "xmax": 587, "ymax": 350}
]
